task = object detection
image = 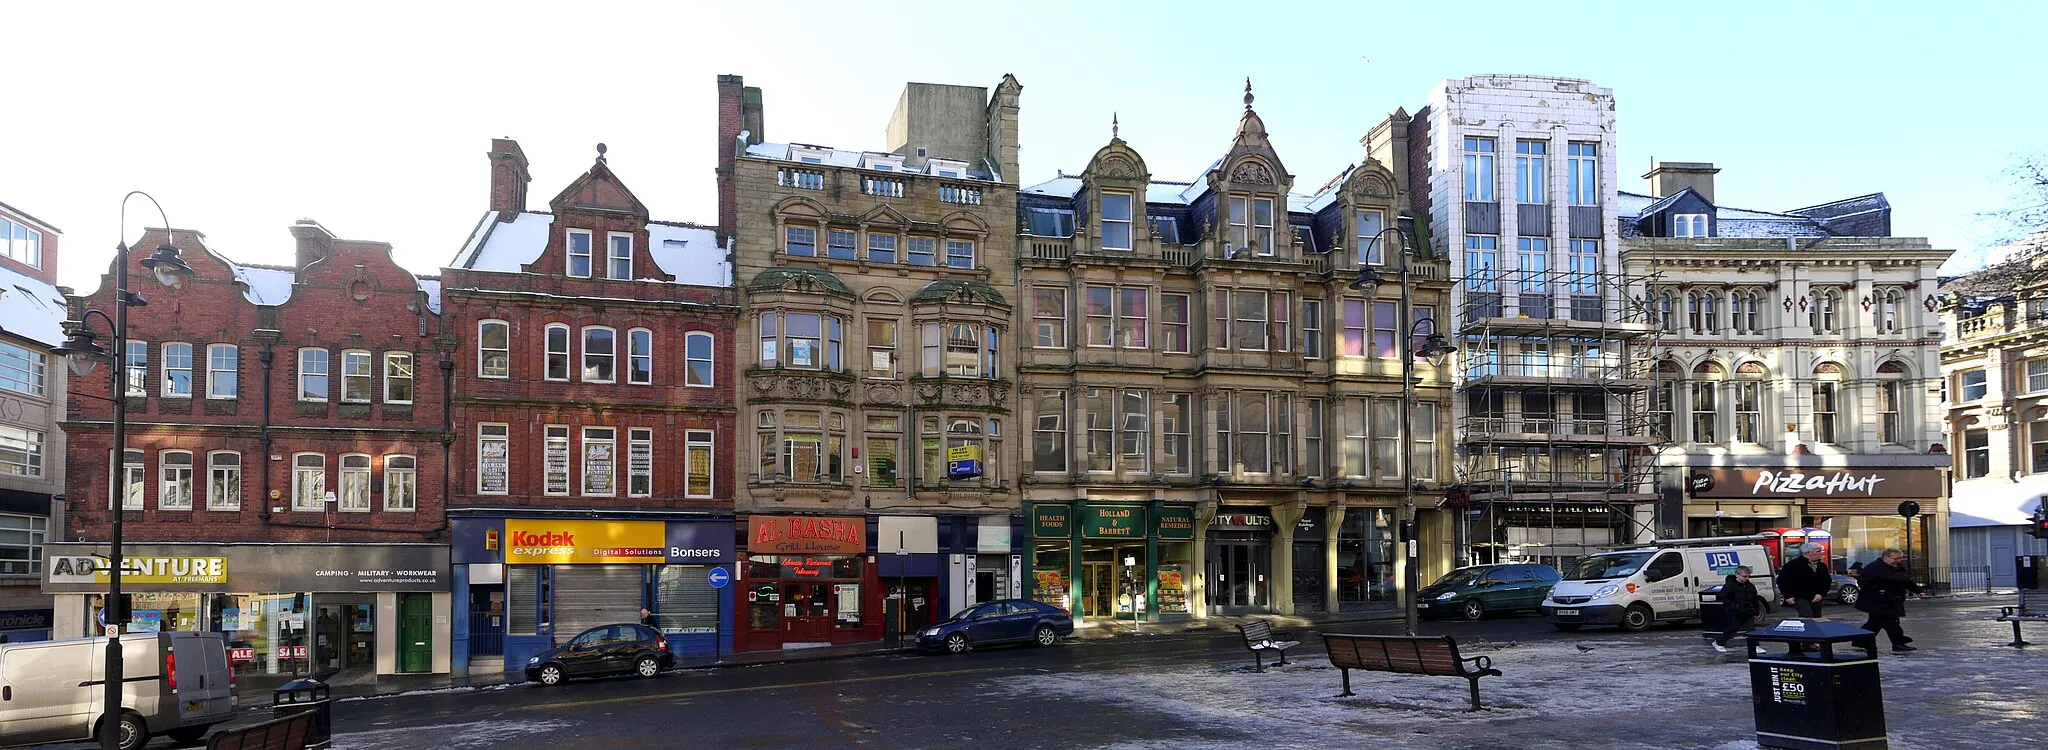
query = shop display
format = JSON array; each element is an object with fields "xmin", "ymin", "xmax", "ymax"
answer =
[
  {"xmin": 1034, "ymin": 570, "xmax": 1069, "ymax": 610},
  {"xmin": 1156, "ymin": 568, "xmax": 1188, "ymax": 614}
]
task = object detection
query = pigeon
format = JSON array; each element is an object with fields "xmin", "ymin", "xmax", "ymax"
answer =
[{"xmin": 1575, "ymin": 644, "xmax": 1595, "ymax": 653}]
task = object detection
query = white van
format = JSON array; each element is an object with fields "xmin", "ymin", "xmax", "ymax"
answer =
[
  {"xmin": 0, "ymin": 631, "xmax": 237, "ymax": 750},
  {"xmin": 1541, "ymin": 537, "xmax": 1781, "ymax": 632}
]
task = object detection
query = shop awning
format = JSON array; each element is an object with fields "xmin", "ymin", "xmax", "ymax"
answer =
[{"xmin": 1949, "ymin": 478, "xmax": 2048, "ymax": 528}]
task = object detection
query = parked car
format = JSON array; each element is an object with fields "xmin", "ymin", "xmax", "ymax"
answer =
[
  {"xmin": 918, "ymin": 599, "xmax": 1074, "ymax": 654},
  {"xmin": 524, "ymin": 624, "xmax": 674, "ymax": 687},
  {"xmin": 1827, "ymin": 574, "xmax": 1861, "ymax": 605},
  {"xmin": 0, "ymin": 631, "xmax": 236, "ymax": 750},
  {"xmin": 1418, "ymin": 564, "xmax": 1561, "ymax": 620}
]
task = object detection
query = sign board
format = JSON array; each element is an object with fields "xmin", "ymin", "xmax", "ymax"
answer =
[
  {"xmin": 1082, "ymin": 505, "xmax": 1146, "ymax": 539},
  {"xmin": 1705, "ymin": 551, "xmax": 1739, "ymax": 575},
  {"xmin": 946, "ymin": 445, "xmax": 983, "ymax": 480},
  {"xmin": 1209, "ymin": 509, "xmax": 1275, "ymax": 531},
  {"xmin": 505, "ymin": 519, "xmax": 666, "ymax": 564},
  {"xmin": 707, "ymin": 567, "xmax": 731, "ymax": 589},
  {"xmin": 1031, "ymin": 505, "xmax": 1070, "ymax": 538},
  {"xmin": 47, "ymin": 556, "xmax": 227, "ymax": 585},
  {"xmin": 44, "ymin": 544, "xmax": 446, "ymax": 593},
  {"xmin": 749, "ymin": 516, "xmax": 866, "ymax": 555},
  {"xmin": 1154, "ymin": 506, "xmax": 1195, "ymax": 540},
  {"xmin": 1684, "ymin": 468, "xmax": 1943, "ymax": 500},
  {"xmin": 665, "ymin": 521, "xmax": 735, "ymax": 564}
]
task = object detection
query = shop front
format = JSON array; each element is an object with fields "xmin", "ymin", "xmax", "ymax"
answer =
[
  {"xmin": 41, "ymin": 542, "xmax": 450, "ymax": 677},
  {"xmin": 1206, "ymin": 508, "xmax": 1275, "ymax": 613},
  {"xmin": 1027, "ymin": 501, "xmax": 1194, "ymax": 624},
  {"xmin": 0, "ymin": 607, "xmax": 52, "ymax": 643},
  {"xmin": 740, "ymin": 515, "xmax": 873, "ymax": 651},
  {"xmin": 450, "ymin": 516, "xmax": 735, "ymax": 674},
  {"xmin": 1686, "ymin": 462, "xmax": 1951, "ymax": 585}
]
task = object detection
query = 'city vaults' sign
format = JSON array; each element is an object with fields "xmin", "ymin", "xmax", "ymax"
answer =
[
  {"xmin": 1686, "ymin": 468, "xmax": 1944, "ymax": 500},
  {"xmin": 749, "ymin": 516, "xmax": 866, "ymax": 555},
  {"xmin": 1082, "ymin": 505, "xmax": 1146, "ymax": 539}
]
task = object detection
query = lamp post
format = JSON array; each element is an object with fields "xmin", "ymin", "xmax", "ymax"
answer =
[
  {"xmin": 1349, "ymin": 213, "xmax": 1455, "ymax": 637},
  {"xmin": 52, "ymin": 192, "xmax": 196, "ymax": 750}
]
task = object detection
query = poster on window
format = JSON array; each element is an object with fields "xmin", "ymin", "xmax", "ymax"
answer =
[
  {"xmin": 791, "ymin": 340, "xmax": 815, "ymax": 367},
  {"xmin": 545, "ymin": 438, "xmax": 570, "ymax": 494},
  {"xmin": 630, "ymin": 441, "xmax": 654, "ymax": 494},
  {"xmin": 584, "ymin": 442, "xmax": 614, "ymax": 494},
  {"xmin": 479, "ymin": 440, "xmax": 508, "ymax": 494},
  {"xmin": 686, "ymin": 447, "xmax": 712, "ymax": 497}
]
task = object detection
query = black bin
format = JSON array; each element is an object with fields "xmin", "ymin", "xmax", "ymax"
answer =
[
  {"xmin": 273, "ymin": 678, "xmax": 333, "ymax": 749},
  {"xmin": 1745, "ymin": 619, "xmax": 1885, "ymax": 750},
  {"xmin": 1699, "ymin": 585, "xmax": 1730, "ymax": 644}
]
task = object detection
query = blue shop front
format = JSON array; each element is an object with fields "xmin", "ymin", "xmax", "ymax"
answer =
[{"xmin": 450, "ymin": 514, "xmax": 735, "ymax": 674}]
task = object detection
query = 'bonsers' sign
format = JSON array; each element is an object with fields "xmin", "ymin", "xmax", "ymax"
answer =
[
  {"xmin": 1686, "ymin": 467, "xmax": 1944, "ymax": 499},
  {"xmin": 750, "ymin": 516, "xmax": 866, "ymax": 554},
  {"xmin": 43, "ymin": 544, "xmax": 447, "ymax": 593}
]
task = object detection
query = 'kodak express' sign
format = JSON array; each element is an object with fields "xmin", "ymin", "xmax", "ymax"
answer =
[{"xmin": 504, "ymin": 520, "xmax": 667, "ymax": 564}]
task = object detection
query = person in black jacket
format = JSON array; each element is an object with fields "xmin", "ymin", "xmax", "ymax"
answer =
[
  {"xmin": 1777, "ymin": 544, "xmax": 1832, "ymax": 618},
  {"xmin": 1855, "ymin": 548, "xmax": 1926, "ymax": 652},
  {"xmin": 1713, "ymin": 566, "xmax": 1763, "ymax": 653}
]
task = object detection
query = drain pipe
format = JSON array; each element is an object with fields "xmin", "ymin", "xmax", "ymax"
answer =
[{"xmin": 258, "ymin": 346, "xmax": 275, "ymax": 521}]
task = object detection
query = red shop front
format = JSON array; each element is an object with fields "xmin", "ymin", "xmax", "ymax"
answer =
[{"xmin": 736, "ymin": 516, "xmax": 882, "ymax": 651}]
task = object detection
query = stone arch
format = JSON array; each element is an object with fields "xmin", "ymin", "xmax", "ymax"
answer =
[{"xmin": 771, "ymin": 196, "xmax": 827, "ymax": 221}]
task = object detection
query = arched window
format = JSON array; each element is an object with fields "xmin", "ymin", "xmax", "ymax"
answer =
[
  {"xmin": 685, "ymin": 331, "xmax": 713, "ymax": 387},
  {"xmin": 159, "ymin": 450, "xmax": 193, "ymax": 510},
  {"xmin": 1732, "ymin": 289, "xmax": 1765, "ymax": 335},
  {"xmin": 544, "ymin": 324, "xmax": 571, "ymax": 381},
  {"xmin": 1690, "ymin": 361, "xmax": 1725, "ymax": 443},
  {"xmin": 384, "ymin": 455, "xmax": 417, "ymax": 511},
  {"xmin": 1686, "ymin": 292, "xmax": 1718, "ymax": 335},
  {"xmin": 1877, "ymin": 360, "xmax": 1909, "ymax": 445},
  {"xmin": 478, "ymin": 320, "xmax": 510, "ymax": 378},
  {"xmin": 1650, "ymin": 360, "xmax": 1681, "ymax": 441},
  {"xmin": 1654, "ymin": 288, "xmax": 1679, "ymax": 333},
  {"xmin": 1877, "ymin": 287, "xmax": 1906, "ymax": 334},
  {"xmin": 292, "ymin": 453, "xmax": 326, "ymax": 511},
  {"xmin": 630, "ymin": 328, "xmax": 656, "ymax": 385},
  {"xmin": 582, "ymin": 326, "xmax": 616, "ymax": 383},
  {"xmin": 1733, "ymin": 362, "xmax": 1766, "ymax": 443},
  {"xmin": 339, "ymin": 454, "xmax": 372, "ymax": 512},
  {"xmin": 1813, "ymin": 363, "xmax": 1844, "ymax": 444},
  {"xmin": 1810, "ymin": 289, "xmax": 1841, "ymax": 335}
]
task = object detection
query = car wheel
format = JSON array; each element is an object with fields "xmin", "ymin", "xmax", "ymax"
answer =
[
  {"xmin": 1461, "ymin": 600, "xmax": 1485, "ymax": 621},
  {"xmin": 945, "ymin": 632, "xmax": 970, "ymax": 654},
  {"xmin": 114, "ymin": 711, "xmax": 149, "ymax": 750},
  {"xmin": 1620, "ymin": 603, "xmax": 1654, "ymax": 632},
  {"xmin": 537, "ymin": 663, "xmax": 565, "ymax": 686},
  {"xmin": 167, "ymin": 725, "xmax": 210, "ymax": 744},
  {"xmin": 1553, "ymin": 623, "xmax": 1582, "ymax": 632},
  {"xmin": 635, "ymin": 655, "xmax": 661, "ymax": 678},
  {"xmin": 1034, "ymin": 624, "xmax": 1058, "ymax": 646},
  {"xmin": 1838, "ymin": 585, "xmax": 1860, "ymax": 606}
]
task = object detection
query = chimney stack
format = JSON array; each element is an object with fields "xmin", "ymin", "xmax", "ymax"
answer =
[
  {"xmin": 1643, "ymin": 161, "xmax": 1720, "ymax": 204},
  {"xmin": 488, "ymin": 138, "xmax": 531, "ymax": 221},
  {"xmin": 717, "ymin": 74, "xmax": 762, "ymax": 243},
  {"xmin": 289, "ymin": 219, "xmax": 335, "ymax": 271}
]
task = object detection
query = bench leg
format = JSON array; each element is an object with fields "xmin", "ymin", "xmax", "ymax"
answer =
[
  {"xmin": 2009, "ymin": 620, "xmax": 2032, "ymax": 648},
  {"xmin": 1252, "ymin": 651, "xmax": 1263, "ymax": 671},
  {"xmin": 1467, "ymin": 677, "xmax": 1484, "ymax": 711},
  {"xmin": 1275, "ymin": 648, "xmax": 1288, "ymax": 667},
  {"xmin": 1338, "ymin": 668, "xmax": 1354, "ymax": 698}
]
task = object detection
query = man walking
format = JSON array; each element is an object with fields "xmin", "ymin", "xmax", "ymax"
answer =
[
  {"xmin": 1856, "ymin": 548, "xmax": 1925, "ymax": 653},
  {"xmin": 1713, "ymin": 566, "xmax": 1763, "ymax": 653},
  {"xmin": 1777, "ymin": 544, "xmax": 1831, "ymax": 618}
]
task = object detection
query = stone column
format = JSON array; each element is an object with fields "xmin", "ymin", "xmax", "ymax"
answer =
[
  {"xmin": 1189, "ymin": 499, "xmax": 1216, "ymax": 620},
  {"xmin": 1324, "ymin": 504, "xmax": 1342, "ymax": 614},
  {"xmin": 1271, "ymin": 498, "xmax": 1306, "ymax": 615}
]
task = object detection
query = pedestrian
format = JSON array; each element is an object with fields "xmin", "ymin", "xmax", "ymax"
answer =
[
  {"xmin": 1713, "ymin": 566, "xmax": 1763, "ymax": 653},
  {"xmin": 639, "ymin": 608, "xmax": 655, "ymax": 627},
  {"xmin": 1777, "ymin": 543, "xmax": 1831, "ymax": 619},
  {"xmin": 1855, "ymin": 548, "xmax": 1926, "ymax": 653}
]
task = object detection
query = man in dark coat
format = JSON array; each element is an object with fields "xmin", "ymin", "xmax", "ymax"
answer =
[
  {"xmin": 1855, "ymin": 548, "xmax": 1925, "ymax": 652},
  {"xmin": 1778, "ymin": 544, "xmax": 1832, "ymax": 618},
  {"xmin": 1713, "ymin": 566, "xmax": 1763, "ymax": 653}
]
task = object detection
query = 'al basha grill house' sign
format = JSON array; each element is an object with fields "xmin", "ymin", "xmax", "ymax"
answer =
[
  {"xmin": 1687, "ymin": 468, "xmax": 1941, "ymax": 500},
  {"xmin": 750, "ymin": 516, "xmax": 866, "ymax": 554}
]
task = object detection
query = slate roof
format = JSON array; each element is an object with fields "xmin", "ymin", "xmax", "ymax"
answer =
[
  {"xmin": 452, "ymin": 211, "xmax": 730, "ymax": 287},
  {"xmin": 1618, "ymin": 190, "xmax": 1890, "ymax": 239}
]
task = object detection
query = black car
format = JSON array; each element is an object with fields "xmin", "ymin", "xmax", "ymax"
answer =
[
  {"xmin": 524, "ymin": 623, "xmax": 675, "ymax": 686},
  {"xmin": 1827, "ymin": 574, "xmax": 1861, "ymax": 605},
  {"xmin": 1418, "ymin": 563, "xmax": 1562, "ymax": 620},
  {"xmin": 917, "ymin": 599, "xmax": 1075, "ymax": 654}
]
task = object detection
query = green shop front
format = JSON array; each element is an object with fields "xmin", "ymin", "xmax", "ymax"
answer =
[{"xmin": 1027, "ymin": 502, "xmax": 1193, "ymax": 622}]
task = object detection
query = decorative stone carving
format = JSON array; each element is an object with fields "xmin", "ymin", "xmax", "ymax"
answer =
[
  {"xmin": 865, "ymin": 383, "xmax": 903, "ymax": 405},
  {"xmin": 1229, "ymin": 161, "xmax": 1275, "ymax": 185},
  {"xmin": 1355, "ymin": 174, "xmax": 1393, "ymax": 197},
  {"xmin": 1098, "ymin": 156, "xmax": 1138, "ymax": 179}
]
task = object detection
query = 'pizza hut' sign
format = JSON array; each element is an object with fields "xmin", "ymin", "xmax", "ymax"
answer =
[{"xmin": 1686, "ymin": 467, "xmax": 1941, "ymax": 499}]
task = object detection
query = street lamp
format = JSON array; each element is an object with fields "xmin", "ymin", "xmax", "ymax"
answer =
[
  {"xmin": 1348, "ymin": 213, "xmax": 1455, "ymax": 637},
  {"xmin": 52, "ymin": 191, "xmax": 195, "ymax": 750}
]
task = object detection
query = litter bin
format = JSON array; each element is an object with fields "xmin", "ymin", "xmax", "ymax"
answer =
[
  {"xmin": 1745, "ymin": 619, "xmax": 1885, "ymax": 750},
  {"xmin": 1699, "ymin": 585, "xmax": 1731, "ymax": 645},
  {"xmin": 273, "ymin": 678, "xmax": 333, "ymax": 749}
]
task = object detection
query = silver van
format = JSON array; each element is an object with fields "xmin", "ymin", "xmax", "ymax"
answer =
[{"xmin": 1, "ymin": 631, "xmax": 237, "ymax": 750}]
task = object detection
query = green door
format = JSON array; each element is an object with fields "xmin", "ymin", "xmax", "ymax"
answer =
[{"xmin": 398, "ymin": 594, "xmax": 433, "ymax": 673}]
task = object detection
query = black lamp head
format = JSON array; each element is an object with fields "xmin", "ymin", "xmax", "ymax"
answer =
[
  {"xmin": 139, "ymin": 244, "xmax": 198, "ymax": 288},
  {"xmin": 1348, "ymin": 267, "xmax": 1385, "ymax": 294}
]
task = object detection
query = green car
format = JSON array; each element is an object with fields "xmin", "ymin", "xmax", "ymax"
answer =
[{"xmin": 1417, "ymin": 563, "xmax": 1562, "ymax": 621}]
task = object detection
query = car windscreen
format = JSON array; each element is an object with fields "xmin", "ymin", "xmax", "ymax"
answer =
[
  {"xmin": 1567, "ymin": 552, "xmax": 1652, "ymax": 580},
  {"xmin": 1429, "ymin": 569, "xmax": 1484, "ymax": 588}
]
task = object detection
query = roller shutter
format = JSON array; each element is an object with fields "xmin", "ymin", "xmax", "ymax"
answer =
[{"xmin": 550, "ymin": 565, "xmax": 645, "ymax": 640}]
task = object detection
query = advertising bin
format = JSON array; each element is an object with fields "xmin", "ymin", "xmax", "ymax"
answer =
[
  {"xmin": 1745, "ymin": 619, "xmax": 1885, "ymax": 750},
  {"xmin": 1699, "ymin": 585, "xmax": 1731, "ymax": 644}
]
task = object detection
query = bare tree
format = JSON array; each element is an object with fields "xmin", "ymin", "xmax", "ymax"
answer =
[{"xmin": 1947, "ymin": 156, "xmax": 2048, "ymax": 298}]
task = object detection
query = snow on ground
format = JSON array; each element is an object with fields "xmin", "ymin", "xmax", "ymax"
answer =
[
  {"xmin": 991, "ymin": 621, "xmax": 2048, "ymax": 750},
  {"xmin": 335, "ymin": 718, "xmax": 576, "ymax": 749}
]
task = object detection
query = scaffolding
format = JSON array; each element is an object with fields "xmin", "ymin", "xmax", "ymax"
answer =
[{"xmin": 1450, "ymin": 267, "xmax": 1670, "ymax": 567}]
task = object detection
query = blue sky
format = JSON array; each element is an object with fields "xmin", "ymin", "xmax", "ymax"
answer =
[{"xmin": 5, "ymin": 1, "xmax": 2041, "ymax": 291}]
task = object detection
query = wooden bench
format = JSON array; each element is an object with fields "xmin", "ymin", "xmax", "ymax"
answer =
[
  {"xmin": 1996, "ymin": 590, "xmax": 2047, "ymax": 648},
  {"xmin": 1236, "ymin": 620, "xmax": 1301, "ymax": 670},
  {"xmin": 206, "ymin": 710, "xmax": 315, "ymax": 750},
  {"xmin": 1322, "ymin": 633, "xmax": 1502, "ymax": 711}
]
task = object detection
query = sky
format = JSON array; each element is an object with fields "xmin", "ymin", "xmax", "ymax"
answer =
[{"xmin": 6, "ymin": 1, "xmax": 2044, "ymax": 295}]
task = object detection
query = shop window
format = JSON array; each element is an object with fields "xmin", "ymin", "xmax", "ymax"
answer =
[
  {"xmin": 629, "ymin": 428, "xmax": 655, "ymax": 498},
  {"xmin": 655, "ymin": 565, "xmax": 720, "ymax": 634},
  {"xmin": 159, "ymin": 450, "xmax": 194, "ymax": 510},
  {"xmin": 685, "ymin": 430, "xmax": 714, "ymax": 498},
  {"xmin": 207, "ymin": 451, "xmax": 242, "ymax": 510},
  {"xmin": 477, "ymin": 423, "xmax": 510, "ymax": 494},
  {"xmin": 292, "ymin": 453, "xmax": 326, "ymax": 511},
  {"xmin": 583, "ymin": 427, "xmax": 617, "ymax": 496},
  {"xmin": 1338, "ymin": 509, "xmax": 1395, "ymax": 605},
  {"xmin": 384, "ymin": 455, "xmax": 417, "ymax": 512}
]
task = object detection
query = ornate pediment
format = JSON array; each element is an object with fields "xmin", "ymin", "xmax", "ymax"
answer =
[
  {"xmin": 1229, "ymin": 160, "xmax": 1277, "ymax": 185},
  {"xmin": 748, "ymin": 371, "xmax": 854, "ymax": 402},
  {"xmin": 913, "ymin": 379, "xmax": 1011, "ymax": 410}
]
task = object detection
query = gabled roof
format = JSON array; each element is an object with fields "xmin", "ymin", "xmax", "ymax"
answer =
[{"xmin": 450, "ymin": 211, "xmax": 730, "ymax": 287}]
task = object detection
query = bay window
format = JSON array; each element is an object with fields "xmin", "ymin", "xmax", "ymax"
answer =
[{"xmin": 760, "ymin": 312, "xmax": 842, "ymax": 370}]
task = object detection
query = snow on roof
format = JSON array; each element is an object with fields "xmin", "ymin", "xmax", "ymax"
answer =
[
  {"xmin": 462, "ymin": 211, "xmax": 555, "ymax": 273},
  {"xmin": 1617, "ymin": 191, "xmax": 1656, "ymax": 218},
  {"xmin": 1022, "ymin": 175, "xmax": 1081, "ymax": 198},
  {"xmin": 1305, "ymin": 189, "xmax": 1339, "ymax": 213},
  {"xmin": 416, "ymin": 277, "xmax": 442, "ymax": 314},
  {"xmin": 0, "ymin": 263, "xmax": 69, "ymax": 347},
  {"xmin": 1145, "ymin": 182, "xmax": 1194, "ymax": 205},
  {"xmin": 647, "ymin": 222, "xmax": 731, "ymax": 287},
  {"xmin": 1286, "ymin": 193, "xmax": 1318, "ymax": 214},
  {"xmin": 745, "ymin": 142, "xmax": 994, "ymax": 181},
  {"xmin": 1949, "ymin": 478, "xmax": 2047, "ymax": 527},
  {"xmin": 233, "ymin": 264, "xmax": 297, "ymax": 305}
]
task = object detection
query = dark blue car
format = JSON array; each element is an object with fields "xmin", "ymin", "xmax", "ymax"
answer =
[{"xmin": 917, "ymin": 599, "xmax": 1074, "ymax": 654}]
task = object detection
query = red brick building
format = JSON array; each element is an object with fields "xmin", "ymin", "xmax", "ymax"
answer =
[
  {"xmin": 440, "ymin": 140, "xmax": 738, "ymax": 674},
  {"xmin": 52, "ymin": 220, "xmax": 455, "ymax": 677}
]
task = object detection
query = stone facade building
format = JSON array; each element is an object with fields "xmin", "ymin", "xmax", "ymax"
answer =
[
  {"xmin": 0, "ymin": 199, "xmax": 67, "ymax": 641},
  {"xmin": 1620, "ymin": 163, "xmax": 1954, "ymax": 588},
  {"xmin": 1939, "ymin": 247, "xmax": 2048, "ymax": 589},
  {"xmin": 53, "ymin": 220, "xmax": 455, "ymax": 676},
  {"xmin": 717, "ymin": 74, "xmax": 1022, "ymax": 649},
  {"xmin": 440, "ymin": 140, "xmax": 738, "ymax": 673},
  {"xmin": 1015, "ymin": 89, "xmax": 1454, "ymax": 621}
]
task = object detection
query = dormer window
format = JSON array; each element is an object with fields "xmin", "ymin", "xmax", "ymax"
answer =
[
  {"xmin": 607, "ymin": 233, "xmax": 633, "ymax": 280},
  {"xmin": 567, "ymin": 230, "xmax": 594, "ymax": 278},
  {"xmin": 1674, "ymin": 213, "xmax": 1708, "ymax": 238},
  {"xmin": 874, "ymin": 164, "xmax": 893, "ymax": 172},
  {"xmin": 1356, "ymin": 209, "xmax": 1387, "ymax": 265},
  {"xmin": 1100, "ymin": 192, "xmax": 1134, "ymax": 250},
  {"xmin": 800, "ymin": 157, "xmax": 823, "ymax": 164},
  {"xmin": 1228, "ymin": 197, "xmax": 1276, "ymax": 255}
]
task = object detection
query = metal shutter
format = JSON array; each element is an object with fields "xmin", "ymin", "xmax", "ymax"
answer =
[
  {"xmin": 551, "ymin": 565, "xmax": 645, "ymax": 640},
  {"xmin": 655, "ymin": 565, "xmax": 719, "ymax": 633}
]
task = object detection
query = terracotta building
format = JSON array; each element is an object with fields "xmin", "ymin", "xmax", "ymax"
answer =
[
  {"xmin": 440, "ymin": 140, "xmax": 738, "ymax": 674},
  {"xmin": 50, "ymin": 220, "xmax": 454, "ymax": 678}
]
